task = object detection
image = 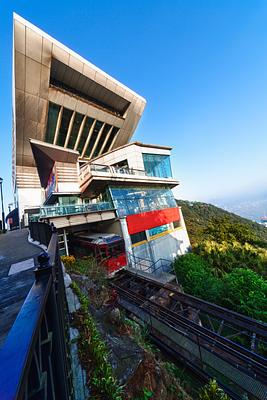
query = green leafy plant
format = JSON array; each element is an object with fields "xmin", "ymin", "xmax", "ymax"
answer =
[
  {"xmin": 174, "ymin": 254, "xmax": 267, "ymax": 322},
  {"xmin": 71, "ymin": 281, "xmax": 123, "ymax": 400},
  {"xmin": 134, "ymin": 387, "xmax": 153, "ymax": 400},
  {"xmin": 199, "ymin": 379, "xmax": 230, "ymax": 400}
]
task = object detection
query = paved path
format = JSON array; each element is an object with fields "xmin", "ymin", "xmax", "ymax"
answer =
[{"xmin": 0, "ymin": 229, "xmax": 41, "ymax": 346}]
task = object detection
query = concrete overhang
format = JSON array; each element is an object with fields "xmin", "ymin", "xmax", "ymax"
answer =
[
  {"xmin": 80, "ymin": 174, "xmax": 179, "ymax": 198},
  {"xmin": 30, "ymin": 139, "xmax": 79, "ymax": 188}
]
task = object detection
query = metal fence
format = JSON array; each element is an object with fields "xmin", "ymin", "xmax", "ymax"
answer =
[
  {"xmin": 0, "ymin": 227, "xmax": 74, "ymax": 400},
  {"xmin": 29, "ymin": 221, "xmax": 53, "ymax": 247},
  {"xmin": 127, "ymin": 251, "xmax": 173, "ymax": 274}
]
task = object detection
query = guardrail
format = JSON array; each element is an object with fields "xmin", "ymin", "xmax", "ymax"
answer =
[
  {"xmin": 39, "ymin": 201, "xmax": 114, "ymax": 218},
  {"xmin": 0, "ymin": 227, "xmax": 74, "ymax": 400},
  {"xmin": 127, "ymin": 251, "xmax": 173, "ymax": 275},
  {"xmin": 29, "ymin": 221, "xmax": 53, "ymax": 246},
  {"xmin": 79, "ymin": 163, "xmax": 148, "ymax": 180},
  {"xmin": 111, "ymin": 272, "xmax": 267, "ymax": 400}
]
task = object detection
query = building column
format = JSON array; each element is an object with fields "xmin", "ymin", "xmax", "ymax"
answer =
[
  {"xmin": 119, "ymin": 217, "xmax": 133, "ymax": 265},
  {"xmin": 178, "ymin": 206, "xmax": 191, "ymax": 252},
  {"xmin": 63, "ymin": 229, "xmax": 69, "ymax": 256}
]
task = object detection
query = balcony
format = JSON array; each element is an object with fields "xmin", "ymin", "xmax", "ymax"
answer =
[
  {"xmin": 38, "ymin": 201, "xmax": 116, "ymax": 229},
  {"xmin": 40, "ymin": 201, "xmax": 113, "ymax": 218},
  {"xmin": 79, "ymin": 163, "xmax": 179, "ymax": 195}
]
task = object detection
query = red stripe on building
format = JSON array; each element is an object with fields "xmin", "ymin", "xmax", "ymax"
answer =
[{"xmin": 126, "ymin": 207, "xmax": 180, "ymax": 235}]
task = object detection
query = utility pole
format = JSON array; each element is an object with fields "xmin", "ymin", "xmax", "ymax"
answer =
[{"xmin": 0, "ymin": 178, "xmax": 6, "ymax": 232}]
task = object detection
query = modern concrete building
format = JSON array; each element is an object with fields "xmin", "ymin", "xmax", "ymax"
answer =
[
  {"xmin": 13, "ymin": 14, "xmax": 190, "ymax": 269},
  {"xmin": 13, "ymin": 13, "xmax": 146, "ymax": 221}
]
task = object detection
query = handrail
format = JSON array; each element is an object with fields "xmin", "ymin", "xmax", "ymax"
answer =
[
  {"xmin": 0, "ymin": 227, "xmax": 73, "ymax": 400},
  {"xmin": 126, "ymin": 251, "xmax": 173, "ymax": 275},
  {"xmin": 79, "ymin": 163, "xmax": 148, "ymax": 178},
  {"xmin": 0, "ymin": 274, "xmax": 52, "ymax": 399},
  {"xmin": 39, "ymin": 201, "xmax": 114, "ymax": 218}
]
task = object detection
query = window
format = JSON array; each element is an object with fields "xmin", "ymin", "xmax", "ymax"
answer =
[
  {"xmin": 130, "ymin": 231, "xmax": 147, "ymax": 245},
  {"xmin": 109, "ymin": 186, "xmax": 177, "ymax": 217},
  {"xmin": 57, "ymin": 108, "xmax": 73, "ymax": 147},
  {"xmin": 76, "ymin": 117, "xmax": 94, "ymax": 154},
  {"xmin": 58, "ymin": 196, "xmax": 78, "ymax": 205},
  {"xmin": 84, "ymin": 120, "xmax": 104, "ymax": 157},
  {"xmin": 45, "ymin": 103, "xmax": 60, "ymax": 143},
  {"xmin": 148, "ymin": 224, "xmax": 170, "ymax": 237},
  {"xmin": 142, "ymin": 154, "xmax": 172, "ymax": 178},
  {"xmin": 173, "ymin": 220, "xmax": 181, "ymax": 229},
  {"xmin": 67, "ymin": 112, "xmax": 84, "ymax": 149},
  {"xmin": 92, "ymin": 124, "xmax": 112, "ymax": 158},
  {"xmin": 102, "ymin": 127, "xmax": 119, "ymax": 154}
]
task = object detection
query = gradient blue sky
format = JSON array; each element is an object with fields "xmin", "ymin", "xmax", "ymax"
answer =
[{"xmin": 1, "ymin": 0, "xmax": 267, "ymax": 213}]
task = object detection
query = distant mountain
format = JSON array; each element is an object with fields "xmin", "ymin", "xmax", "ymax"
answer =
[
  {"xmin": 176, "ymin": 199, "xmax": 267, "ymax": 246},
  {"xmin": 210, "ymin": 191, "xmax": 267, "ymax": 222}
]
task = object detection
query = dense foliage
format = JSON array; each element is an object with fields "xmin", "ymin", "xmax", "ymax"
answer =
[
  {"xmin": 174, "ymin": 200, "xmax": 267, "ymax": 322},
  {"xmin": 177, "ymin": 200, "xmax": 267, "ymax": 248},
  {"xmin": 174, "ymin": 254, "xmax": 267, "ymax": 321}
]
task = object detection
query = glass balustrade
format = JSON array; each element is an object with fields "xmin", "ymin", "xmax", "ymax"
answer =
[
  {"xmin": 39, "ymin": 201, "xmax": 114, "ymax": 218},
  {"xmin": 80, "ymin": 164, "xmax": 148, "ymax": 178}
]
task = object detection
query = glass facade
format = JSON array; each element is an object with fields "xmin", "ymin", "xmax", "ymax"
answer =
[
  {"xmin": 45, "ymin": 103, "xmax": 60, "ymax": 143},
  {"xmin": 85, "ymin": 120, "xmax": 104, "ymax": 157},
  {"xmin": 130, "ymin": 231, "xmax": 147, "ymax": 244},
  {"xmin": 148, "ymin": 224, "xmax": 170, "ymax": 237},
  {"xmin": 142, "ymin": 153, "xmax": 172, "ymax": 178},
  {"xmin": 44, "ymin": 102, "xmax": 119, "ymax": 158},
  {"xmin": 77, "ymin": 116, "xmax": 94, "ymax": 154},
  {"xmin": 92, "ymin": 124, "xmax": 112, "ymax": 158},
  {"xmin": 68, "ymin": 112, "xmax": 84, "ymax": 149},
  {"xmin": 109, "ymin": 186, "xmax": 177, "ymax": 217},
  {"xmin": 57, "ymin": 107, "xmax": 73, "ymax": 147},
  {"xmin": 102, "ymin": 127, "xmax": 119, "ymax": 154},
  {"xmin": 58, "ymin": 196, "xmax": 79, "ymax": 205}
]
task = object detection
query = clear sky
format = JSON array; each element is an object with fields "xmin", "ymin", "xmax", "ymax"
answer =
[{"xmin": 1, "ymin": 0, "xmax": 267, "ymax": 214}]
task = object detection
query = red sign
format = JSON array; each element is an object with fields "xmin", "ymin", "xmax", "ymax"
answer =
[{"xmin": 126, "ymin": 207, "xmax": 180, "ymax": 235}]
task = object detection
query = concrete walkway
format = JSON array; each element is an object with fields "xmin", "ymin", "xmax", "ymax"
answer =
[{"xmin": 0, "ymin": 229, "xmax": 41, "ymax": 346}]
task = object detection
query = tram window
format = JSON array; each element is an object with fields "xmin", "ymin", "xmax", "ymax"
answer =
[{"xmin": 109, "ymin": 241, "xmax": 124, "ymax": 257}]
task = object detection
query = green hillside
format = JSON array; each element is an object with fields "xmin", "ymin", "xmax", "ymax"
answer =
[
  {"xmin": 177, "ymin": 199, "xmax": 267, "ymax": 247},
  {"xmin": 174, "ymin": 200, "xmax": 267, "ymax": 322}
]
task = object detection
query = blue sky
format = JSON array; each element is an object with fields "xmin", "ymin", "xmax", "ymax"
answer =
[{"xmin": 1, "ymin": 0, "xmax": 267, "ymax": 213}]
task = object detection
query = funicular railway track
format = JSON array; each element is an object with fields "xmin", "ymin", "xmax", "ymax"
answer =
[{"xmin": 110, "ymin": 270, "xmax": 267, "ymax": 400}]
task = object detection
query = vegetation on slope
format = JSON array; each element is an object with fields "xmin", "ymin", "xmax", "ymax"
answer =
[
  {"xmin": 174, "ymin": 200, "xmax": 267, "ymax": 322},
  {"xmin": 177, "ymin": 199, "xmax": 267, "ymax": 248}
]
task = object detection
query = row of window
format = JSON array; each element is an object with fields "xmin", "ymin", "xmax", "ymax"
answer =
[
  {"xmin": 130, "ymin": 223, "xmax": 176, "ymax": 245},
  {"xmin": 45, "ymin": 102, "xmax": 119, "ymax": 158},
  {"xmin": 109, "ymin": 186, "xmax": 177, "ymax": 217}
]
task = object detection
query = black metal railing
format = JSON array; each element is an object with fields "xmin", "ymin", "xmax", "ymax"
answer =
[
  {"xmin": 0, "ymin": 227, "xmax": 73, "ymax": 400},
  {"xmin": 127, "ymin": 251, "xmax": 173, "ymax": 274},
  {"xmin": 29, "ymin": 221, "xmax": 53, "ymax": 247}
]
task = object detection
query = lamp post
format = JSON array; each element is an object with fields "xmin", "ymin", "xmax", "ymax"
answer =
[{"xmin": 0, "ymin": 178, "xmax": 6, "ymax": 232}]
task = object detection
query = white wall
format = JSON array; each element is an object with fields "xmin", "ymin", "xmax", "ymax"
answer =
[{"xmin": 17, "ymin": 187, "xmax": 43, "ymax": 220}]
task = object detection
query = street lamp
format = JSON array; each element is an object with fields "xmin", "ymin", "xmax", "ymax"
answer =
[{"xmin": 0, "ymin": 178, "xmax": 6, "ymax": 232}]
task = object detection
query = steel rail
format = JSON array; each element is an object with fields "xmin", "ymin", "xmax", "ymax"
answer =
[
  {"xmin": 112, "ymin": 270, "xmax": 267, "ymax": 339},
  {"xmin": 110, "ymin": 277, "xmax": 267, "ymax": 383}
]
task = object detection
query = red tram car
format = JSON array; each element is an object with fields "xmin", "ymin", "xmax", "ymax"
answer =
[{"xmin": 69, "ymin": 232, "xmax": 127, "ymax": 274}]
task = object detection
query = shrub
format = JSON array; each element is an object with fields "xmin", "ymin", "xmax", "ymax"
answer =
[
  {"xmin": 194, "ymin": 240, "xmax": 267, "ymax": 277},
  {"xmin": 199, "ymin": 379, "xmax": 230, "ymax": 400},
  {"xmin": 61, "ymin": 255, "xmax": 76, "ymax": 269},
  {"xmin": 174, "ymin": 253, "xmax": 222, "ymax": 303},
  {"xmin": 174, "ymin": 254, "xmax": 267, "ymax": 322},
  {"xmin": 221, "ymin": 268, "xmax": 267, "ymax": 322}
]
